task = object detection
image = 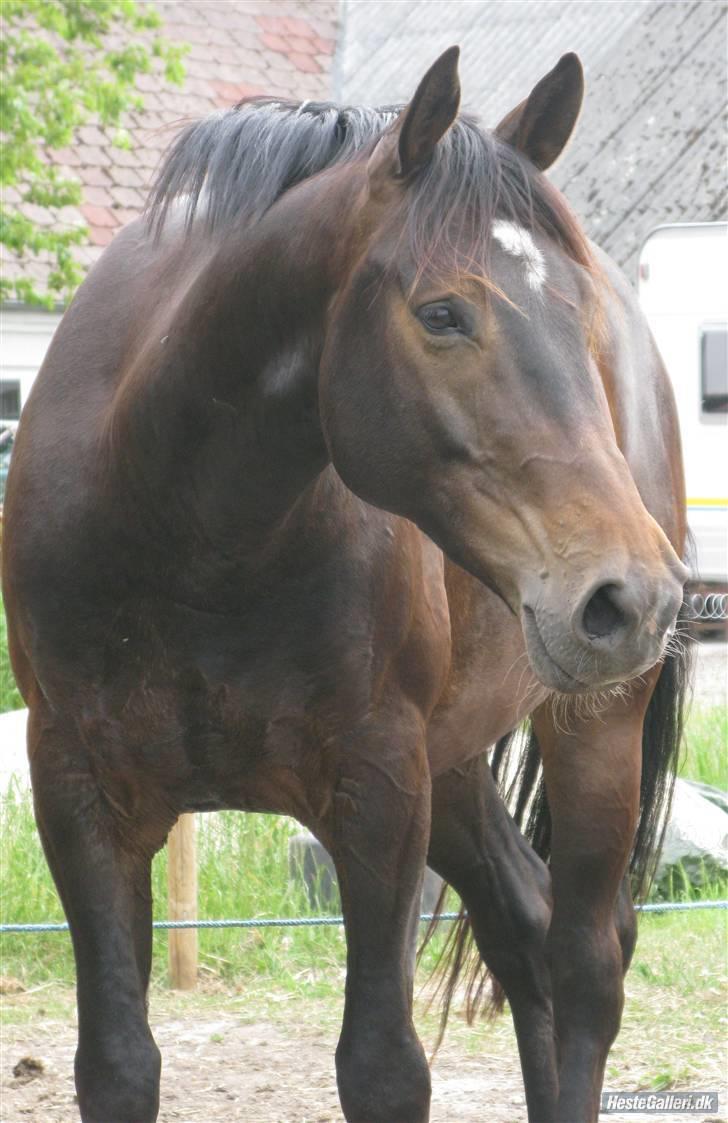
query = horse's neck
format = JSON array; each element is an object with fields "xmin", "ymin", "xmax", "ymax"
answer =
[{"xmin": 111, "ymin": 177, "xmax": 354, "ymax": 564}]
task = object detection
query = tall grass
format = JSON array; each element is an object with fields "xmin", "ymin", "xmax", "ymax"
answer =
[
  {"xmin": 0, "ymin": 785, "xmax": 353, "ymax": 989},
  {"xmin": 0, "ymin": 598, "xmax": 22, "ymax": 712},
  {"xmin": 151, "ymin": 812, "xmax": 349, "ymax": 992},
  {"xmin": 679, "ymin": 704, "xmax": 727, "ymax": 788}
]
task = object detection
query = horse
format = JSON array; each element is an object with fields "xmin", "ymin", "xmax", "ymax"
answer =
[{"xmin": 2, "ymin": 47, "xmax": 690, "ymax": 1123}]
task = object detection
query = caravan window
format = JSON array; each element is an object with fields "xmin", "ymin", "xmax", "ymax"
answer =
[{"xmin": 701, "ymin": 326, "xmax": 728, "ymax": 416}]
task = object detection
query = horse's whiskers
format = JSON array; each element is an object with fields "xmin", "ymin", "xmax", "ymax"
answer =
[{"xmin": 549, "ymin": 679, "xmax": 633, "ymax": 733}]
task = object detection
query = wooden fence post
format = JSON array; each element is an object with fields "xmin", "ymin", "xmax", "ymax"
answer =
[{"xmin": 167, "ymin": 814, "xmax": 198, "ymax": 989}]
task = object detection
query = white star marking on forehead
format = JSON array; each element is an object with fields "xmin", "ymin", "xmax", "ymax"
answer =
[{"xmin": 492, "ymin": 220, "xmax": 547, "ymax": 292}]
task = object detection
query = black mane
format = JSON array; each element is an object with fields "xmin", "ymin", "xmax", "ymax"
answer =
[
  {"xmin": 148, "ymin": 97, "xmax": 591, "ymax": 279},
  {"xmin": 148, "ymin": 98, "xmax": 397, "ymax": 234}
]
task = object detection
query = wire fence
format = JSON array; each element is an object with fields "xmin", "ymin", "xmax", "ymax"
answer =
[
  {"xmin": 2, "ymin": 899, "xmax": 726, "ymax": 935},
  {"xmin": 688, "ymin": 590, "xmax": 728, "ymax": 622}
]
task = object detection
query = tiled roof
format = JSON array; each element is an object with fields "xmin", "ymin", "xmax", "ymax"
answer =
[
  {"xmin": 3, "ymin": 1, "xmax": 338, "ymax": 295},
  {"xmin": 336, "ymin": 0, "xmax": 727, "ymax": 279}
]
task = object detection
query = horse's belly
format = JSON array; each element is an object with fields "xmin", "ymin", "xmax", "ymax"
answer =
[
  {"xmin": 87, "ymin": 651, "xmax": 341, "ymax": 818},
  {"xmin": 66, "ymin": 588, "xmax": 373, "ymax": 825}
]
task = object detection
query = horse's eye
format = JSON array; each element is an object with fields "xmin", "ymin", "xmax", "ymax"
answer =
[{"xmin": 418, "ymin": 303, "xmax": 460, "ymax": 333}]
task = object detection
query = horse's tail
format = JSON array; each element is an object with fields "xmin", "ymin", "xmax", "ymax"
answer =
[
  {"xmin": 629, "ymin": 605, "xmax": 693, "ymax": 895},
  {"xmin": 421, "ymin": 603, "xmax": 692, "ymax": 1046}
]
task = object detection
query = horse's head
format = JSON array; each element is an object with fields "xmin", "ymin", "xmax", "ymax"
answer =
[{"xmin": 320, "ymin": 48, "xmax": 687, "ymax": 693}]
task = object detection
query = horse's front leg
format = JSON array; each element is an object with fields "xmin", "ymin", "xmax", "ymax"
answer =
[
  {"xmin": 28, "ymin": 704, "xmax": 171, "ymax": 1123},
  {"xmin": 327, "ymin": 704, "xmax": 432, "ymax": 1123},
  {"xmin": 533, "ymin": 684, "xmax": 654, "ymax": 1123},
  {"xmin": 428, "ymin": 754, "xmax": 557, "ymax": 1123}
]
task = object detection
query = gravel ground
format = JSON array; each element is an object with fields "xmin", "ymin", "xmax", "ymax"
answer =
[
  {"xmin": 1, "ymin": 988, "xmax": 724, "ymax": 1123},
  {"xmin": 691, "ymin": 641, "xmax": 727, "ymax": 708}
]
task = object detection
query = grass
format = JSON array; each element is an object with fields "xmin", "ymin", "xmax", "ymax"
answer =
[
  {"xmin": 0, "ymin": 784, "xmax": 456, "ymax": 991},
  {"xmin": 0, "ymin": 599, "xmax": 22, "ymax": 712},
  {"xmin": 680, "ymin": 703, "xmax": 727, "ymax": 788},
  {"xmin": 609, "ymin": 909, "xmax": 727, "ymax": 1093},
  {"xmin": 0, "ymin": 787, "xmax": 354, "ymax": 990}
]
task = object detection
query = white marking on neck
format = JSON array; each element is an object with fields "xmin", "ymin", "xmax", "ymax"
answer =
[{"xmin": 492, "ymin": 220, "xmax": 547, "ymax": 291}]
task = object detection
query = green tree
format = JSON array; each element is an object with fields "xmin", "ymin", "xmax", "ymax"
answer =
[{"xmin": 0, "ymin": 0, "xmax": 185, "ymax": 306}]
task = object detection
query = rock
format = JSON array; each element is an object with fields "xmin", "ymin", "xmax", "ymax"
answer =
[
  {"xmin": 288, "ymin": 834, "xmax": 338, "ymax": 910},
  {"xmin": 0, "ymin": 977, "xmax": 25, "ymax": 995},
  {"xmin": 655, "ymin": 778, "xmax": 728, "ymax": 888},
  {"xmin": 13, "ymin": 1056, "xmax": 44, "ymax": 1081},
  {"xmin": 682, "ymin": 778, "xmax": 728, "ymax": 815},
  {"xmin": 288, "ymin": 833, "xmax": 444, "ymax": 914}
]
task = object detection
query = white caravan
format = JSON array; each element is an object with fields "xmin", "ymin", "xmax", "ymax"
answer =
[{"xmin": 638, "ymin": 223, "xmax": 727, "ymax": 615}]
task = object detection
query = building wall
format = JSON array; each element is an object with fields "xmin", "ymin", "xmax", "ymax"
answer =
[{"xmin": 0, "ymin": 309, "xmax": 63, "ymax": 422}]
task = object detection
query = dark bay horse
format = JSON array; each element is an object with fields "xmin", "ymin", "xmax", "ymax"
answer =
[{"xmin": 3, "ymin": 48, "xmax": 690, "ymax": 1123}]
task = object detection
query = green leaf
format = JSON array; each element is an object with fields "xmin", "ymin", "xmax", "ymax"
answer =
[{"xmin": 1, "ymin": 0, "xmax": 187, "ymax": 306}]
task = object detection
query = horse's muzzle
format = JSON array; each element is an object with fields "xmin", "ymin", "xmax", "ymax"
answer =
[{"xmin": 521, "ymin": 562, "xmax": 687, "ymax": 693}]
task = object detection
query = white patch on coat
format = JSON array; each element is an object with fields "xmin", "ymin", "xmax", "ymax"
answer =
[{"xmin": 492, "ymin": 220, "xmax": 547, "ymax": 291}]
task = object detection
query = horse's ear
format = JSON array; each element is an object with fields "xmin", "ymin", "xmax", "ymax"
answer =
[
  {"xmin": 495, "ymin": 53, "xmax": 583, "ymax": 170},
  {"xmin": 398, "ymin": 46, "xmax": 461, "ymax": 176},
  {"xmin": 368, "ymin": 46, "xmax": 460, "ymax": 188}
]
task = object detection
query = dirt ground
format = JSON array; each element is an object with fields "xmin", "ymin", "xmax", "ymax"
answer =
[
  {"xmin": 1, "ymin": 985, "xmax": 725, "ymax": 1123},
  {"xmin": 2, "ymin": 995, "xmax": 526, "ymax": 1123}
]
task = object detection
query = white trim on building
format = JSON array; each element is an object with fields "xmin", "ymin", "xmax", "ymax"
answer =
[{"xmin": 0, "ymin": 305, "xmax": 63, "ymax": 424}]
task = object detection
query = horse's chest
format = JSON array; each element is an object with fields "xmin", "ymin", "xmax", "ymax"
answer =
[{"xmin": 89, "ymin": 603, "xmax": 366, "ymax": 816}]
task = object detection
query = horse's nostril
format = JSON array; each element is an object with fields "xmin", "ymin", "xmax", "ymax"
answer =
[{"xmin": 582, "ymin": 584, "xmax": 627, "ymax": 640}]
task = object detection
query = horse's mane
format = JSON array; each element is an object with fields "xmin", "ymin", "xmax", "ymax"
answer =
[{"xmin": 148, "ymin": 97, "xmax": 593, "ymax": 281}]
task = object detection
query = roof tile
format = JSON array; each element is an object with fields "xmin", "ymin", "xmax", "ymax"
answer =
[
  {"xmin": 88, "ymin": 225, "xmax": 116, "ymax": 247},
  {"xmin": 82, "ymin": 185, "xmax": 115, "ymax": 208},
  {"xmin": 78, "ymin": 165, "xmax": 113, "ymax": 188},
  {"xmin": 260, "ymin": 32, "xmax": 288, "ymax": 54},
  {"xmin": 20, "ymin": 202, "xmax": 54, "ymax": 226},
  {"xmin": 110, "ymin": 207, "xmax": 141, "ymax": 228},
  {"xmin": 287, "ymin": 51, "xmax": 322, "ymax": 74},
  {"xmin": 255, "ymin": 14, "xmax": 287, "ymax": 34},
  {"xmin": 77, "ymin": 145, "xmax": 113, "ymax": 168},
  {"xmin": 287, "ymin": 35, "xmax": 318, "ymax": 55},
  {"xmin": 212, "ymin": 44, "xmax": 261, "ymax": 68},
  {"xmin": 211, "ymin": 79, "xmax": 265, "ymax": 105},
  {"xmin": 81, "ymin": 203, "xmax": 119, "ymax": 228},
  {"xmin": 110, "ymin": 185, "xmax": 146, "ymax": 209},
  {"xmin": 110, "ymin": 165, "xmax": 146, "ymax": 189},
  {"xmin": 313, "ymin": 36, "xmax": 335, "ymax": 55},
  {"xmin": 78, "ymin": 126, "xmax": 109, "ymax": 147},
  {"xmin": 113, "ymin": 146, "xmax": 146, "ymax": 168},
  {"xmin": 51, "ymin": 146, "xmax": 82, "ymax": 167},
  {"xmin": 282, "ymin": 17, "xmax": 317, "ymax": 38}
]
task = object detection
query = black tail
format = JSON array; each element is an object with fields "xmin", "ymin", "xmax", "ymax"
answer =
[
  {"xmin": 630, "ymin": 611, "xmax": 693, "ymax": 894},
  {"xmin": 422, "ymin": 604, "xmax": 693, "ymax": 1039}
]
